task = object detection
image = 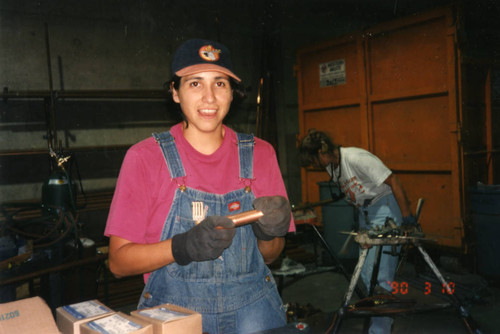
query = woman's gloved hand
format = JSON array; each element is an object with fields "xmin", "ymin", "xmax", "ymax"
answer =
[
  {"xmin": 251, "ymin": 196, "xmax": 292, "ymax": 240},
  {"xmin": 171, "ymin": 216, "xmax": 236, "ymax": 265},
  {"xmin": 402, "ymin": 214, "xmax": 417, "ymax": 226}
]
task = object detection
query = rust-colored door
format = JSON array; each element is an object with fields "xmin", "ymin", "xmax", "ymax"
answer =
[{"xmin": 297, "ymin": 7, "xmax": 464, "ymax": 250}]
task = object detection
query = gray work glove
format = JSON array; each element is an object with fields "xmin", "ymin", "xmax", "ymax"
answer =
[
  {"xmin": 251, "ymin": 196, "xmax": 292, "ymax": 241},
  {"xmin": 171, "ymin": 216, "xmax": 236, "ymax": 265},
  {"xmin": 402, "ymin": 214, "xmax": 417, "ymax": 226}
]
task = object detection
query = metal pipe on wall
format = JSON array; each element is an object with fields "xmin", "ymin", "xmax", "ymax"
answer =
[{"xmin": 44, "ymin": 23, "xmax": 58, "ymax": 153}]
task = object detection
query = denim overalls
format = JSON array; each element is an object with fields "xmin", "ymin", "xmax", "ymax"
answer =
[{"xmin": 138, "ymin": 131, "xmax": 286, "ymax": 334}]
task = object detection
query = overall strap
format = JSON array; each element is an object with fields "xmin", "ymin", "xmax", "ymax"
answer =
[
  {"xmin": 237, "ymin": 133, "xmax": 254, "ymax": 180},
  {"xmin": 153, "ymin": 131, "xmax": 186, "ymax": 179}
]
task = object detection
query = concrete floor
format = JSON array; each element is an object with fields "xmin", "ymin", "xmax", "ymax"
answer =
[
  {"xmin": 276, "ymin": 250, "xmax": 500, "ymax": 334},
  {"xmin": 278, "ymin": 270, "xmax": 499, "ymax": 333}
]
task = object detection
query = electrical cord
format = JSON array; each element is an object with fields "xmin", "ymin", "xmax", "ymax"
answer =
[{"xmin": 2, "ymin": 203, "xmax": 78, "ymax": 255}]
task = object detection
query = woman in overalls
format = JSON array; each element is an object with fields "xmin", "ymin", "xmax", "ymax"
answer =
[{"xmin": 105, "ymin": 39, "xmax": 294, "ymax": 334}]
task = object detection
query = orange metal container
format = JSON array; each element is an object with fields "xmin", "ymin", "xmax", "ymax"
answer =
[{"xmin": 296, "ymin": 6, "xmax": 497, "ymax": 253}]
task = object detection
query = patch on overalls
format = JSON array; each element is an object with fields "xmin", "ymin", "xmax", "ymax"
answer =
[{"xmin": 228, "ymin": 201, "xmax": 241, "ymax": 212}]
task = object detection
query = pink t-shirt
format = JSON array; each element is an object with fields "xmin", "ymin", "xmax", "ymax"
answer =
[{"xmin": 105, "ymin": 123, "xmax": 295, "ymax": 244}]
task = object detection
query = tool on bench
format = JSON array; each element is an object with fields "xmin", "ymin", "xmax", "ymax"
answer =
[{"xmin": 327, "ymin": 206, "xmax": 483, "ymax": 334}]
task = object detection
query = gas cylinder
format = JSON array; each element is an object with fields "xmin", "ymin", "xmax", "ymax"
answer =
[{"xmin": 41, "ymin": 170, "xmax": 76, "ymax": 215}]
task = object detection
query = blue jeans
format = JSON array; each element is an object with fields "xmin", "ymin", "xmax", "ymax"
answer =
[{"xmin": 358, "ymin": 193, "xmax": 402, "ymax": 334}]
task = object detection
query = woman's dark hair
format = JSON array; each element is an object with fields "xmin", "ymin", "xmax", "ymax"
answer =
[
  {"xmin": 164, "ymin": 75, "xmax": 247, "ymax": 127},
  {"xmin": 298, "ymin": 129, "xmax": 337, "ymax": 167}
]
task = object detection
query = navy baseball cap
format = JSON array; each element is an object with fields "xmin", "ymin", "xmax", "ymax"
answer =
[{"xmin": 171, "ymin": 39, "xmax": 241, "ymax": 82}]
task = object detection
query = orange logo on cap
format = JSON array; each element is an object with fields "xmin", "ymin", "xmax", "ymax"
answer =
[{"xmin": 199, "ymin": 45, "xmax": 221, "ymax": 62}]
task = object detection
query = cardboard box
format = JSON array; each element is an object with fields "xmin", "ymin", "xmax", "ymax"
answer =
[
  {"xmin": 0, "ymin": 296, "xmax": 60, "ymax": 334},
  {"xmin": 56, "ymin": 299, "xmax": 114, "ymax": 334},
  {"xmin": 80, "ymin": 312, "xmax": 152, "ymax": 334},
  {"xmin": 130, "ymin": 304, "xmax": 202, "ymax": 334}
]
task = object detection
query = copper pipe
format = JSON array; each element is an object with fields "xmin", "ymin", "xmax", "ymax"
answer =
[
  {"xmin": 215, "ymin": 209, "xmax": 264, "ymax": 229},
  {"xmin": 227, "ymin": 209, "xmax": 264, "ymax": 227}
]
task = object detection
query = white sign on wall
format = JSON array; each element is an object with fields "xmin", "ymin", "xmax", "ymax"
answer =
[{"xmin": 319, "ymin": 59, "xmax": 346, "ymax": 87}]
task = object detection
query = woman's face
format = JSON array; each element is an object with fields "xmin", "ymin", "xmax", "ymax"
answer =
[
  {"xmin": 317, "ymin": 151, "xmax": 334, "ymax": 168},
  {"xmin": 172, "ymin": 71, "xmax": 233, "ymax": 135}
]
